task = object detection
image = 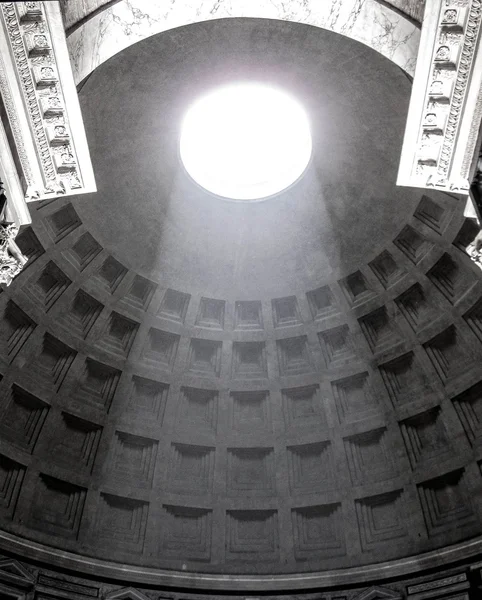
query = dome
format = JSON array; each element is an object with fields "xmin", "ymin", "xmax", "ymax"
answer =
[{"xmin": 2, "ymin": 15, "xmax": 482, "ymax": 589}]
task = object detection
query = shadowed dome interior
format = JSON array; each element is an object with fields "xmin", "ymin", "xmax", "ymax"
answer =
[
  {"xmin": 73, "ymin": 18, "xmax": 425, "ymax": 300},
  {"xmin": 2, "ymin": 17, "xmax": 482, "ymax": 581}
]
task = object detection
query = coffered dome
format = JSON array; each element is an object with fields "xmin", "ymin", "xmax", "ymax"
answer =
[{"xmin": 2, "ymin": 17, "xmax": 482, "ymax": 585}]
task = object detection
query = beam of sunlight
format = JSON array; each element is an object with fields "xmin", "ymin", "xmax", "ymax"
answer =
[{"xmin": 180, "ymin": 82, "xmax": 312, "ymax": 200}]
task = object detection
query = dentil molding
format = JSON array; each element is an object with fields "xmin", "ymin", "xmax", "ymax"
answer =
[
  {"xmin": 0, "ymin": 1, "xmax": 95, "ymax": 217},
  {"xmin": 398, "ymin": 0, "xmax": 482, "ymax": 195}
]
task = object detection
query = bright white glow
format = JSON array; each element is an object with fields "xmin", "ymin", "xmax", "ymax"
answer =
[{"xmin": 180, "ymin": 83, "xmax": 312, "ymax": 200}]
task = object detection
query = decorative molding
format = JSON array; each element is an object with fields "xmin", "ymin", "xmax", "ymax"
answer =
[
  {"xmin": 0, "ymin": 212, "xmax": 28, "ymax": 286},
  {"xmin": 398, "ymin": 0, "xmax": 482, "ymax": 194},
  {"xmin": 0, "ymin": 529, "xmax": 482, "ymax": 590},
  {"xmin": 0, "ymin": 2, "xmax": 95, "ymax": 201},
  {"xmin": 353, "ymin": 586, "xmax": 402, "ymax": 600},
  {"xmin": 0, "ymin": 551, "xmax": 477, "ymax": 599},
  {"xmin": 105, "ymin": 588, "xmax": 150, "ymax": 600},
  {"xmin": 466, "ymin": 239, "xmax": 482, "ymax": 269},
  {"xmin": 406, "ymin": 572, "xmax": 469, "ymax": 596},
  {"xmin": 0, "ymin": 174, "xmax": 26, "ymax": 285},
  {"xmin": 0, "ymin": 557, "xmax": 34, "ymax": 588}
]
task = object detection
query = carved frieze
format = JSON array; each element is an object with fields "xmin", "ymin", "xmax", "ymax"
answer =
[
  {"xmin": 398, "ymin": 0, "xmax": 482, "ymax": 194},
  {"xmin": 0, "ymin": 180, "xmax": 28, "ymax": 286},
  {"xmin": 0, "ymin": 1, "xmax": 95, "ymax": 202},
  {"xmin": 466, "ymin": 238, "xmax": 482, "ymax": 268},
  {"xmin": 0, "ymin": 223, "xmax": 27, "ymax": 286}
]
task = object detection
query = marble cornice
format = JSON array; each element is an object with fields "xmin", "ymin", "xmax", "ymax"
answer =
[
  {"xmin": 398, "ymin": 0, "xmax": 482, "ymax": 195},
  {"xmin": 0, "ymin": 1, "xmax": 96, "ymax": 203}
]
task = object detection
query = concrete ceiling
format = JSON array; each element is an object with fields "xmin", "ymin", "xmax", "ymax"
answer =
[
  {"xmin": 1, "ymin": 17, "xmax": 482, "ymax": 583},
  {"xmin": 76, "ymin": 18, "xmax": 422, "ymax": 299}
]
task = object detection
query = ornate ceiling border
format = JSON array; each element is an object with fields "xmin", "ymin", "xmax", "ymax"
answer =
[
  {"xmin": 398, "ymin": 0, "xmax": 482, "ymax": 194},
  {"xmin": 0, "ymin": 529, "xmax": 481, "ymax": 591},
  {"xmin": 0, "ymin": 1, "xmax": 96, "ymax": 205}
]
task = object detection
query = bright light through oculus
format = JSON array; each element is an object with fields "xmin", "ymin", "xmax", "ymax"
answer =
[{"xmin": 180, "ymin": 83, "xmax": 312, "ymax": 200}]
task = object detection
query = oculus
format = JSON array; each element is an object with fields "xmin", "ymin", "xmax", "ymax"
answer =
[{"xmin": 180, "ymin": 83, "xmax": 312, "ymax": 200}]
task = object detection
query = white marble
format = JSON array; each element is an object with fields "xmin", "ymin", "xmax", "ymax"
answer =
[
  {"xmin": 60, "ymin": 0, "xmax": 114, "ymax": 31},
  {"xmin": 67, "ymin": 0, "xmax": 421, "ymax": 84},
  {"xmin": 387, "ymin": 0, "xmax": 425, "ymax": 23},
  {"xmin": 398, "ymin": 0, "xmax": 482, "ymax": 194}
]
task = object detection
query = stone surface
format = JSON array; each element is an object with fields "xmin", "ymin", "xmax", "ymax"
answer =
[
  {"xmin": 1, "ymin": 13, "xmax": 482, "ymax": 583},
  {"xmin": 60, "ymin": 0, "xmax": 119, "ymax": 31},
  {"xmin": 66, "ymin": 0, "xmax": 420, "ymax": 85},
  {"xmin": 0, "ymin": 2, "xmax": 96, "ymax": 201},
  {"xmin": 398, "ymin": 0, "xmax": 482, "ymax": 194},
  {"xmin": 0, "ymin": 546, "xmax": 478, "ymax": 592}
]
